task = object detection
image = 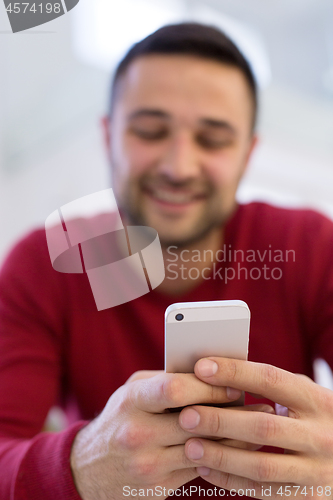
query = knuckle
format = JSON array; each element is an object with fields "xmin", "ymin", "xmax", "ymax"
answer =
[
  {"xmin": 128, "ymin": 455, "xmax": 158, "ymax": 479},
  {"xmin": 316, "ymin": 388, "xmax": 333, "ymax": 413},
  {"xmin": 116, "ymin": 422, "xmax": 152, "ymax": 451},
  {"xmin": 260, "ymin": 364, "xmax": 282, "ymax": 391},
  {"xmin": 315, "ymin": 462, "xmax": 332, "ymax": 486},
  {"xmin": 310, "ymin": 426, "xmax": 329, "ymax": 455},
  {"xmin": 215, "ymin": 470, "xmax": 261, "ymax": 496},
  {"xmin": 320, "ymin": 432, "xmax": 333, "ymax": 455},
  {"xmin": 162, "ymin": 375, "xmax": 185, "ymax": 407},
  {"xmin": 217, "ymin": 471, "xmax": 234, "ymax": 490},
  {"xmin": 181, "ymin": 449, "xmax": 194, "ymax": 468},
  {"xmin": 224, "ymin": 359, "xmax": 238, "ymax": 383},
  {"xmin": 244, "ymin": 477, "xmax": 261, "ymax": 493},
  {"xmin": 254, "ymin": 456, "xmax": 278, "ymax": 482},
  {"xmin": 209, "ymin": 384, "xmax": 226, "ymax": 404},
  {"xmin": 208, "ymin": 410, "xmax": 223, "ymax": 436},
  {"xmin": 213, "ymin": 446, "xmax": 227, "ymax": 471},
  {"xmin": 254, "ymin": 414, "xmax": 279, "ymax": 442}
]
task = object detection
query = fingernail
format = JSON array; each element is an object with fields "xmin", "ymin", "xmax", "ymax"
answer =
[
  {"xmin": 275, "ymin": 403, "xmax": 289, "ymax": 417},
  {"xmin": 197, "ymin": 359, "xmax": 218, "ymax": 377},
  {"xmin": 197, "ymin": 466, "xmax": 210, "ymax": 476},
  {"xmin": 187, "ymin": 440, "xmax": 204, "ymax": 460},
  {"xmin": 180, "ymin": 409, "xmax": 200, "ymax": 429},
  {"xmin": 226, "ymin": 387, "xmax": 242, "ymax": 400}
]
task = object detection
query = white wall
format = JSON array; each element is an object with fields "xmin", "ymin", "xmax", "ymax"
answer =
[{"xmin": 0, "ymin": 3, "xmax": 109, "ymax": 260}]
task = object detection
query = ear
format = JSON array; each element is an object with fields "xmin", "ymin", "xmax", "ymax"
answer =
[
  {"xmin": 101, "ymin": 115, "xmax": 112, "ymax": 160},
  {"xmin": 242, "ymin": 133, "xmax": 259, "ymax": 177},
  {"xmin": 246, "ymin": 133, "xmax": 259, "ymax": 163}
]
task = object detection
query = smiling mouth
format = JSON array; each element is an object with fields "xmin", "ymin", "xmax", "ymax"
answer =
[{"xmin": 143, "ymin": 186, "xmax": 207, "ymax": 206}]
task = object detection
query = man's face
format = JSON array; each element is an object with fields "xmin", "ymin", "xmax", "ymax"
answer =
[{"xmin": 108, "ymin": 55, "xmax": 257, "ymax": 247}]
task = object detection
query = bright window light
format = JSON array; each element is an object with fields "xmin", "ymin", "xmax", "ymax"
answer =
[
  {"xmin": 190, "ymin": 4, "xmax": 271, "ymax": 89},
  {"xmin": 72, "ymin": 0, "xmax": 187, "ymax": 70},
  {"xmin": 71, "ymin": 0, "xmax": 271, "ymax": 89}
]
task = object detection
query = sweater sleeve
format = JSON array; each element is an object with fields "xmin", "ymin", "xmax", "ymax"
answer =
[
  {"xmin": 1, "ymin": 421, "xmax": 87, "ymax": 499},
  {"xmin": 0, "ymin": 230, "xmax": 87, "ymax": 499}
]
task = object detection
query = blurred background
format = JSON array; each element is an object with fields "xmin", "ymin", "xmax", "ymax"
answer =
[
  {"xmin": 0, "ymin": 0, "xmax": 333, "ymax": 388},
  {"xmin": 1, "ymin": 0, "xmax": 333, "ymax": 259}
]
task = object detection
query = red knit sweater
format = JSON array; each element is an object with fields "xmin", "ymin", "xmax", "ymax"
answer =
[{"xmin": 1, "ymin": 202, "xmax": 333, "ymax": 499}]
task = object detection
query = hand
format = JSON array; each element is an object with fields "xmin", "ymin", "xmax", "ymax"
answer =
[
  {"xmin": 70, "ymin": 369, "xmax": 245, "ymax": 499},
  {"xmin": 181, "ymin": 357, "xmax": 333, "ymax": 500}
]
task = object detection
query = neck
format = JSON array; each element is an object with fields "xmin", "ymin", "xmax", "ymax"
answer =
[{"xmin": 159, "ymin": 226, "xmax": 224, "ymax": 296}]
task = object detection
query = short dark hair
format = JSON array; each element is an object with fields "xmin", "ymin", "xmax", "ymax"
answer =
[{"xmin": 110, "ymin": 22, "xmax": 258, "ymax": 130}]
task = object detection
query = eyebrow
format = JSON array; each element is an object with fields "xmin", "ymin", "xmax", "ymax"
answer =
[
  {"xmin": 127, "ymin": 108, "xmax": 237, "ymax": 134},
  {"xmin": 127, "ymin": 109, "xmax": 171, "ymax": 121},
  {"xmin": 199, "ymin": 119, "xmax": 236, "ymax": 135}
]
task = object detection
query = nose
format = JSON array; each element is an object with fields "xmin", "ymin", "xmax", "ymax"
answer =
[{"xmin": 157, "ymin": 130, "xmax": 201, "ymax": 182}]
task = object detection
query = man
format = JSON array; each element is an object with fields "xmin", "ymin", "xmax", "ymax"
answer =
[{"xmin": 0, "ymin": 23, "xmax": 333, "ymax": 500}]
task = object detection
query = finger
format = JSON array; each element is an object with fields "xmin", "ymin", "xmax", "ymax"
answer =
[
  {"xmin": 144, "ymin": 412, "xmax": 199, "ymax": 447},
  {"xmin": 218, "ymin": 439, "xmax": 262, "ymax": 451},
  {"xmin": 194, "ymin": 358, "xmax": 316, "ymax": 412},
  {"xmin": 205, "ymin": 404, "xmax": 275, "ymax": 451},
  {"xmin": 120, "ymin": 443, "xmax": 198, "ymax": 491},
  {"xmin": 178, "ymin": 403, "xmax": 275, "ymax": 432},
  {"xmin": 198, "ymin": 404, "xmax": 275, "ymax": 452},
  {"xmin": 185, "ymin": 438, "xmax": 314, "ymax": 484},
  {"xmin": 197, "ymin": 469, "xmax": 314, "ymax": 500},
  {"xmin": 180, "ymin": 405, "xmax": 312, "ymax": 453},
  {"xmin": 166, "ymin": 468, "xmax": 199, "ymax": 493},
  {"xmin": 196, "ymin": 468, "xmax": 264, "ymax": 499},
  {"xmin": 153, "ymin": 407, "xmax": 272, "ymax": 448},
  {"xmin": 125, "ymin": 370, "xmax": 163, "ymax": 383},
  {"xmin": 296, "ymin": 373, "xmax": 313, "ymax": 382},
  {"xmin": 225, "ymin": 404, "xmax": 275, "ymax": 413},
  {"xmin": 248, "ymin": 392, "xmax": 264, "ymax": 399},
  {"xmin": 131, "ymin": 372, "xmax": 241, "ymax": 413},
  {"xmin": 137, "ymin": 443, "xmax": 199, "ymax": 475}
]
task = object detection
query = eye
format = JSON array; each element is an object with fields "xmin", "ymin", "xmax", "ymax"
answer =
[
  {"xmin": 130, "ymin": 127, "xmax": 168, "ymax": 141},
  {"xmin": 196, "ymin": 134, "xmax": 233, "ymax": 150}
]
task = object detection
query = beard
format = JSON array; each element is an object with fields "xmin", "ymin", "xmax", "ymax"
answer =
[
  {"xmin": 115, "ymin": 172, "xmax": 232, "ymax": 249},
  {"xmin": 123, "ymin": 202, "xmax": 225, "ymax": 249}
]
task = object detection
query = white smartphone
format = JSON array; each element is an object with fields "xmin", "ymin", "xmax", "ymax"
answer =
[{"xmin": 165, "ymin": 300, "xmax": 250, "ymax": 406}]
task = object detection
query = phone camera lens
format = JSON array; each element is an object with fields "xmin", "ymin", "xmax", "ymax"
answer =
[{"xmin": 175, "ymin": 313, "xmax": 184, "ymax": 321}]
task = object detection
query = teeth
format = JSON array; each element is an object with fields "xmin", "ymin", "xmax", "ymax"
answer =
[{"xmin": 151, "ymin": 189, "xmax": 195, "ymax": 204}]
